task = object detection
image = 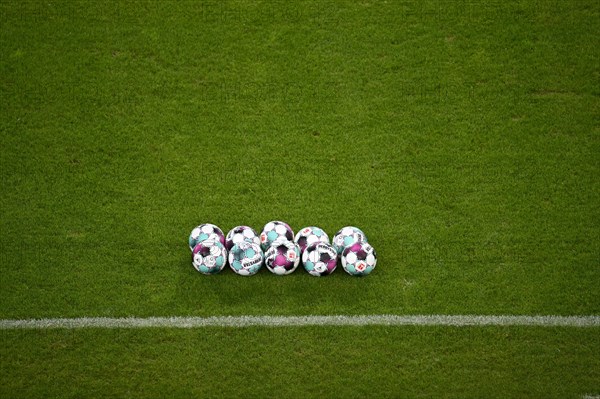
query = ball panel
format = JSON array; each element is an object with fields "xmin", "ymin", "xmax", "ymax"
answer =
[
  {"xmin": 345, "ymin": 263, "xmax": 356, "ymax": 274},
  {"xmin": 264, "ymin": 239, "xmax": 299, "ymax": 275},
  {"xmin": 345, "ymin": 252, "xmax": 357, "ymax": 264},
  {"xmin": 341, "ymin": 241, "xmax": 377, "ymax": 276},
  {"xmin": 366, "ymin": 253, "xmax": 375, "ymax": 266},
  {"xmin": 198, "ymin": 264, "xmax": 210, "ymax": 274},
  {"xmin": 267, "ymin": 230, "xmax": 278, "ymax": 241},
  {"xmin": 232, "ymin": 260, "xmax": 242, "ymax": 270}
]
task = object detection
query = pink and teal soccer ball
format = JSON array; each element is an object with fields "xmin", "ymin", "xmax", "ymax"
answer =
[
  {"xmin": 260, "ymin": 221, "xmax": 294, "ymax": 251},
  {"xmin": 332, "ymin": 226, "xmax": 368, "ymax": 255},
  {"xmin": 228, "ymin": 241, "xmax": 264, "ymax": 276},
  {"xmin": 192, "ymin": 240, "xmax": 227, "ymax": 275},
  {"xmin": 294, "ymin": 226, "xmax": 330, "ymax": 254},
  {"xmin": 302, "ymin": 242, "xmax": 337, "ymax": 276},
  {"xmin": 189, "ymin": 223, "xmax": 225, "ymax": 251},
  {"xmin": 265, "ymin": 239, "xmax": 300, "ymax": 275},
  {"xmin": 225, "ymin": 225, "xmax": 260, "ymax": 251},
  {"xmin": 341, "ymin": 241, "xmax": 377, "ymax": 276}
]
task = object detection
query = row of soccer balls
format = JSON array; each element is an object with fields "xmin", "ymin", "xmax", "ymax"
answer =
[{"xmin": 188, "ymin": 221, "xmax": 377, "ymax": 277}]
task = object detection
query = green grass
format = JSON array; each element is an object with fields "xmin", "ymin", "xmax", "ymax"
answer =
[
  {"xmin": 2, "ymin": 327, "xmax": 599, "ymax": 398},
  {"xmin": 1, "ymin": 0, "xmax": 599, "ymax": 397}
]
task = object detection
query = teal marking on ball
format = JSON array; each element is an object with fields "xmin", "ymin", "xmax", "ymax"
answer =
[
  {"xmin": 267, "ymin": 231, "xmax": 278, "ymax": 241},
  {"xmin": 199, "ymin": 265, "xmax": 210, "ymax": 274},
  {"xmin": 304, "ymin": 261, "xmax": 314, "ymax": 271}
]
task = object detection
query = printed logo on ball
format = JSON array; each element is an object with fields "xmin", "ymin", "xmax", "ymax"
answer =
[
  {"xmin": 242, "ymin": 256, "xmax": 262, "ymax": 268},
  {"xmin": 287, "ymin": 250, "xmax": 296, "ymax": 261},
  {"xmin": 204, "ymin": 256, "xmax": 216, "ymax": 267},
  {"xmin": 355, "ymin": 261, "xmax": 366, "ymax": 272},
  {"xmin": 317, "ymin": 243, "xmax": 336, "ymax": 258}
]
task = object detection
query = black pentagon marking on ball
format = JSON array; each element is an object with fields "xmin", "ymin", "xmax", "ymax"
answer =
[
  {"xmin": 284, "ymin": 262, "xmax": 295, "ymax": 270},
  {"xmin": 285, "ymin": 231, "xmax": 294, "ymax": 241},
  {"xmin": 276, "ymin": 243, "xmax": 288, "ymax": 253},
  {"xmin": 199, "ymin": 246, "xmax": 211, "ymax": 256},
  {"xmin": 320, "ymin": 252, "xmax": 332, "ymax": 262},
  {"xmin": 356, "ymin": 249, "xmax": 368, "ymax": 259},
  {"xmin": 297, "ymin": 236, "xmax": 307, "ymax": 248}
]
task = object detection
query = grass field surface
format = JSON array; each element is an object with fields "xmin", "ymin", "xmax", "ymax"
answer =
[{"xmin": 1, "ymin": 0, "xmax": 598, "ymax": 397}]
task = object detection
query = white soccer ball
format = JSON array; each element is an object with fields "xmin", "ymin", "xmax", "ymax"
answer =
[
  {"xmin": 260, "ymin": 221, "xmax": 294, "ymax": 251},
  {"xmin": 301, "ymin": 242, "xmax": 337, "ymax": 276},
  {"xmin": 341, "ymin": 241, "xmax": 377, "ymax": 276},
  {"xmin": 189, "ymin": 223, "xmax": 225, "ymax": 251},
  {"xmin": 264, "ymin": 239, "xmax": 300, "ymax": 275},
  {"xmin": 228, "ymin": 241, "xmax": 264, "ymax": 276},
  {"xmin": 332, "ymin": 226, "xmax": 367, "ymax": 255},
  {"xmin": 294, "ymin": 226, "xmax": 330, "ymax": 254},
  {"xmin": 225, "ymin": 226, "xmax": 260, "ymax": 251},
  {"xmin": 192, "ymin": 240, "xmax": 227, "ymax": 275}
]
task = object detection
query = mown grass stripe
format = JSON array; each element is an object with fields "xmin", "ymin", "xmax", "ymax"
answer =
[{"xmin": 1, "ymin": 315, "xmax": 599, "ymax": 329}]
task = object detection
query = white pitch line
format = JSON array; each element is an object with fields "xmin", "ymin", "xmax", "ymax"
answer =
[{"xmin": 0, "ymin": 315, "xmax": 599, "ymax": 329}]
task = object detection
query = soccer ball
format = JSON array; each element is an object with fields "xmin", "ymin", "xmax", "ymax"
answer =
[
  {"xmin": 260, "ymin": 221, "xmax": 294, "ymax": 251},
  {"xmin": 189, "ymin": 223, "xmax": 225, "ymax": 251},
  {"xmin": 294, "ymin": 226, "xmax": 330, "ymax": 254},
  {"xmin": 341, "ymin": 242, "xmax": 377, "ymax": 276},
  {"xmin": 332, "ymin": 226, "xmax": 368, "ymax": 255},
  {"xmin": 192, "ymin": 240, "xmax": 227, "ymax": 275},
  {"xmin": 302, "ymin": 242, "xmax": 337, "ymax": 276},
  {"xmin": 264, "ymin": 239, "xmax": 300, "ymax": 275},
  {"xmin": 228, "ymin": 241, "xmax": 264, "ymax": 276},
  {"xmin": 225, "ymin": 225, "xmax": 260, "ymax": 251}
]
